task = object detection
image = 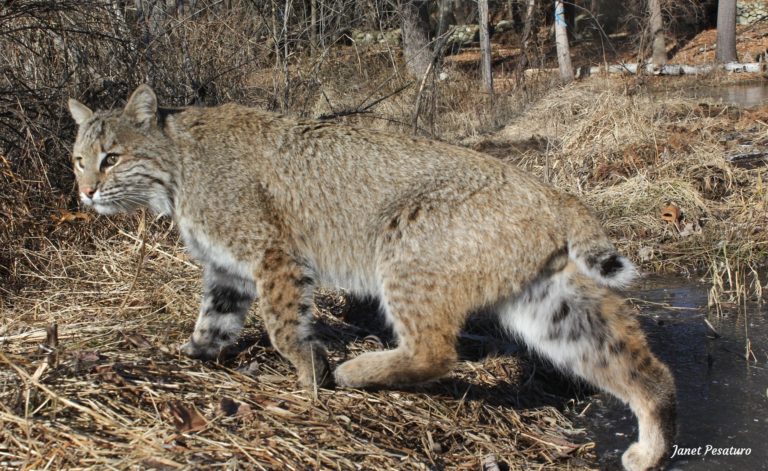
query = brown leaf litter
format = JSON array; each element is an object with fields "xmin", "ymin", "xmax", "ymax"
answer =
[{"xmin": 0, "ymin": 233, "xmax": 598, "ymax": 470}]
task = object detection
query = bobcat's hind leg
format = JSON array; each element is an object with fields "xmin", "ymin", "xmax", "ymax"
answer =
[
  {"xmin": 181, "ymin": 264, "xmax": 256, "ymax": 360},
  {"xmin": 255, "ymin": 248, "xmax": 331, "ymax": 388},
  {"xmin": 334, "ymin": 272, "xmax": 462, "ymax": 388},
  {"xmin": 501, "ymin": 268, "xmax": 676, "ymax": 471}
]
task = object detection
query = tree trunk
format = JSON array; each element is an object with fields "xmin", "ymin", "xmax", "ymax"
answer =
[
  {"xmin": 589, "ymin": 0, "xmax": 600, "ymax": 41},
  {"xmin": 648, "ymin": 0, "xmax": 666, "ymax": 65},
  {"xmin": 716, "ymin": 0, "xmax": 738, "ymax": 63},
  {"xmin": 478, "ymin": 0, "xmax": 493, "ymax": 97},
  {"xmin": 515, "ymin": 0, "xmax": 540, "ymax": 83},
  {"xmin": 401, "ymin": 1, "xmax": 431, "ymax": 78},
  {"xmin": 436, "ymin": 0, "xmax": 453, "ymax": 38},
  {"xmin": 520, "ymin": 0, "xmax": 536, "ymax": 57},
  {"xmin": 554, "ymin": 0, "xmax": 574, "ymax": 82},
  {"xmin": 310, "ymin": 0, "xmax": 318, "ymax": 55}
]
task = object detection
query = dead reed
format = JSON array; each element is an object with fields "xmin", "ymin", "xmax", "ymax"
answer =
[
  {"xmin": 1, "ymin": 224, "xmax": 596, "ymax": 470},
  {"xmin": 471, "ymin": 76, "xmax": 768, "ymax": 297}
]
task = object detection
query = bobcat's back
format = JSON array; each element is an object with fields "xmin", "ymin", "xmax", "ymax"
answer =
[{"xmin": 164, "ymin": 103, "xmax": 629, "ymax": 291}]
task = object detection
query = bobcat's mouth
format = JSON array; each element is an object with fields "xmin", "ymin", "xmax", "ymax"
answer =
[
  {"xmin": 84, "ymin": 187, "xmax": 169, "ymax": 216},
  {"xmin": 92, "ymin": 202, "xmax": 120, "ymax": 215},
  {"xmin": 82, "ymin": 190, "xmax": 121, "ymax": 215}
]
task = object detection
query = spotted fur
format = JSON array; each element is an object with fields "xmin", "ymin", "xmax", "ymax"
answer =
[{"xmin": 69, "ymin": 85, "xmax": 675, "ymax": 471}]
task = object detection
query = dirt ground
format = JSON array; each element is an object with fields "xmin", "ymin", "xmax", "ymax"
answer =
[{"xmin": 670, "ymin": 23, "xmax": 768, "ymax": 65}]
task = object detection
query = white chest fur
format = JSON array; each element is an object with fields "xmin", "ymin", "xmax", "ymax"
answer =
[{"xmin": 179, "ymin": 222, "xmax": 254, "ymax": 280}]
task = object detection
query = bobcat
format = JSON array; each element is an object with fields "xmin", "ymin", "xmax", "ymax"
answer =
[{"xmin": 69, "ymin": 85, "xmax": 675, "ymax": 471}]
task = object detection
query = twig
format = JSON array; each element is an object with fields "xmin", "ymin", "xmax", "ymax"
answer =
[
  {"xmin": 317, "ymin": 81, "xmax": 414, "ymax": 121},
  {"xmin": 411, "ymin": 61, "xmax": 434, "ymax": 134},
  {"xmin": 117, "ymin": 223, "xmax": 147, "ymax": 314},
  {"xmin": 703, "ymin": 318, "xmax": 721, "ymax": 338},
  {"xmin": 0, "ymin": 351, "xmax": 120, "ymax": 427},
  {"xmin": 116, "ymin": 229, "xmax": 197, "ymax": 269},
  {"xmin": 626, "ymin": 297, "xmax": 701, "ymax": 311}
]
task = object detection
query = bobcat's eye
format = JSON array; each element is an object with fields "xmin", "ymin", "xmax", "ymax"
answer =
[
  {"xmin": 74, "ymin": 156, "xmax": 84, "ymax": 171},
  {"xmin": 100, "ymin": 153, "xmax": 120, "ymax": 171}
]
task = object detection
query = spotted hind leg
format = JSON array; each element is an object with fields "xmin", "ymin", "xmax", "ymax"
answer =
[
  {"xmin": 334, "ymin": 271, "xmax": 462, "ymax": 388},
  {"xmin": 500, "ymin": 264, "xmax": 676, "ymax": 471}
]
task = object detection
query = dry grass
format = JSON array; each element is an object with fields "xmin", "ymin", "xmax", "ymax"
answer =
[
  {"xmin": 1, "ymin": 218, "xmax": 597, "ymax": 470},
  {"xmin": 3, "ymin": 5, "xmax": 768, "ymax": 466},
  {"xmin": 470, "ymin": 76, "xmax": 768, "ymax": 295},
  {"xmin": 4, "ymin": 71, "xmax": 768, "ymax": 470},
  {"xmin": 4, "ymin": 70, "xmax": 768, "ymax": 468}
]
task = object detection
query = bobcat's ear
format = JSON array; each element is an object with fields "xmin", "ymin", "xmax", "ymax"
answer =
[
  {"xmin": 124, "ymin": 84, "xmax": 157, "ymax": 129},
  {"xmin": 68, "ymin": 99, "xmax": 93, "ymax": 125}
]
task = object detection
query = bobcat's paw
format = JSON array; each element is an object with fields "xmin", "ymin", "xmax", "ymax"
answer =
[
  {"xmin": 179, "ymin": 338, "xmax": 236, "ymax": 361},
  {"xmin": 296, "ymin": 343, "xmax": 333, "ymax": 389},
  {"xmin": 621, "ymin": 441, "xmax": 666, "ymax": 471},
  {"xmin": 334, "ymin": 357, "xmax": 373, "ymax": 388}
]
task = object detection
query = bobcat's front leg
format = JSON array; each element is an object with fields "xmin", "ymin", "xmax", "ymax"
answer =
[
  {"xmin": 255, "ymin": 247, "xmax": 331, "ymax": 388},
  {"xmin": 180, "ymin": 264, "xmax": 256, "ymax": 360}
]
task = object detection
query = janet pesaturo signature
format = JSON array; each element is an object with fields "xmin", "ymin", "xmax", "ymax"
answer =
[{"xmin": 671, "ymin": 444, "xmax": 753, "ymax": 458}]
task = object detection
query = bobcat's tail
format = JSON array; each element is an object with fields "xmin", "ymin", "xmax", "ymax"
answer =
[{"xmin": 565, "ymin": 199, "xmax": 638, "ymax": 289}]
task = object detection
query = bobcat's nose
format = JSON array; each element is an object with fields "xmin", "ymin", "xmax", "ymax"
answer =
[{"xmin": 81, "ymin": 186, "xmax": 96, "ymax": 198}]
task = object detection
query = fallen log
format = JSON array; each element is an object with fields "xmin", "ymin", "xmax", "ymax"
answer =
[
  {"xmin": 726, "ymin": 151, "xmax": 768, "ymax": 169},
  {"xmin": 525, "ymin": 62, "xmax": 768, "ymax": 77},
  {"xmin": 592, "ymin": 62, "xmax": 767, "ymax": 75}
]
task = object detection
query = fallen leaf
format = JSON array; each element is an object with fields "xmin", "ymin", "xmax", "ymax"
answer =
[
  {"xmin": 93, "ymin": 363, "xmax": 127, "ymax": 386},
  {"xmin": 660, "ymin": 203, "xmax": 682, "ymax": 229},
  {"xmin": 219, "ymin": 397, "xmax": 253, "ymax": 418},
  {"xmin": 165, "ymin": 401, "xmax": 207, "ymax": 433},
  {"xmin": 50, "ymin": 210, "xmax": 92, "ymax": 224},
  {"xmin": 72, "ymin": 350, "xmax": 103, "ymax": 363},
  {"xmin": 122, "ymin": 332, "xmax": 153, "ymax": 349}
]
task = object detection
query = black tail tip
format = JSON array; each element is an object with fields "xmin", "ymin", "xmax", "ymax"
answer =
[{"xmin": 599, "ymin": 253, "xmax": 624, "ymax": 278}]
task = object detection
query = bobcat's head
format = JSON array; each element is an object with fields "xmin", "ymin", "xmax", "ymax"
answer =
[{"xmin": 68, "ymin": 85, "xmax": 175, "ymax": 216}]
